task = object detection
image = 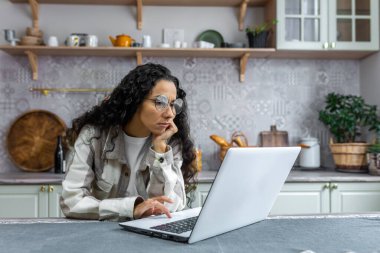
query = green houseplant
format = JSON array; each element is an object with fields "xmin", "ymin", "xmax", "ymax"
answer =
[
  {"xmin": 319, "ymin": 92, "xmax": 380, "ymax": 172},
  {"xmin": 246, "ymin": 19, "xmax": 277, "ymax": 48}
]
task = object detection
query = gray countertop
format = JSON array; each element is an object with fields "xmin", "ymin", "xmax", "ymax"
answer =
[
  {"xmin": 1, "ymin": 167, "xmax": 380, "ymax": 185},
  {"xmin": 1, "ymin": 214, "xmax": 380, "ymax": 253},
  {"xmin": 197, "ymin": 167, "xmax": 380, "ymax": 183}
]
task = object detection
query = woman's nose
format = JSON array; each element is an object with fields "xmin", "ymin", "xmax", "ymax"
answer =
[{"xmin": 163, "ymin": 105, "xmax": 175, "ymax": 117}]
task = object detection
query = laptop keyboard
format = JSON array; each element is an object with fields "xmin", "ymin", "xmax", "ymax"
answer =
[{"xmin": 150, "ymin": 216, "xmax": 198, "ymax": 234}]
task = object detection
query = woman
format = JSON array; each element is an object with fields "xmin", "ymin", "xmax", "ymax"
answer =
[{"xmin": 60, "ymin": 63, "xmax": 196, "ymax": 221}]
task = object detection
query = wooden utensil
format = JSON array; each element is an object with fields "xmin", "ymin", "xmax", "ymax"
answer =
[
  {"xmin": 7, "ymin": 110, "xmax": 66, "ymax": 172},
  {"xmin": 260, "ymin": 125, "xmax": 289, "ymax": 147}
]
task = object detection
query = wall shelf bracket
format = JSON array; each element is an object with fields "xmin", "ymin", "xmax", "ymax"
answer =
[
  {"xmin": 25, "ymin": 50, "xmax": 38, "ymax": 80},
  {"xmin": 239, "ymin": 53, "xmax": 250, "ymax": 82},
  {"xmin": 28, "ymin": 0, "xmax": 39, "ymax": 29},
  {"xmin": 136, "ymin": 51, "xmax": 142, "ymax": 65},
  {"xmin": 239, "ymin": 0, "xmax": 249, "ymax": 31},
  {"xmin": 136, "ymin": 0, "xmax": 142, "ymax": 30}
]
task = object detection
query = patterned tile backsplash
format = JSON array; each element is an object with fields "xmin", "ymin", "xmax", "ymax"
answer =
[{"xmin": 0, "ymin": 52, "xmax": 360, "ymax": 172}]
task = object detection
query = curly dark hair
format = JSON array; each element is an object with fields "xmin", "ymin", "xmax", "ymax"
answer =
[{"xmin": 67, "ymin": 63, "xmax": 197, "ymax": 195}]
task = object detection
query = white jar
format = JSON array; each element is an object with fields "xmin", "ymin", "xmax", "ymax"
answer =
[{"xmin": 299, "ymin": 137, "xmax": 320, "ymax": 169}]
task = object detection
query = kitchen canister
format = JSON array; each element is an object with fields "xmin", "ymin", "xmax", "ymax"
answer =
[{"xmin": 299, "ymin": 137, "xmax": 320, "ymax": 169}]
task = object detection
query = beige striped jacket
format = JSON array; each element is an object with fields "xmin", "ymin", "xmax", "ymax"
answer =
[{"xmin": 59, "ymin": 125, "xmax": 186, "ymax": 221}]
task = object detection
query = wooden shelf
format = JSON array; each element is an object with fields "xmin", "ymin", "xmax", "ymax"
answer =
[
  {"xmin": 1, "ymin": 45, "xmax": 375, "ymax": 82},
  {"xmin": 9, "ymin": 0, "xmax": 268, "ymax": 6},
  {"xmin": 0, "ymin": 46, "xmax": 275, "ymax": 82},
  {"xmin": 272, "ymin": 50, "xmax": 376, "ymax": 60},
  {"xmin": 10, "ymin": 0, "xmax": 269, "ymax": 30}
]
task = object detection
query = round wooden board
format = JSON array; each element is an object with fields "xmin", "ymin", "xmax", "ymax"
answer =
[{"xmin": 7, "ymin": 110, "xmax": 67, "ymax": 172}]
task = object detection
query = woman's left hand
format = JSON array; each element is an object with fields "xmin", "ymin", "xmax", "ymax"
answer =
[
  {"xmin": 152, "ymin": 120, "xmax": 178, "ymax": 153},
  {"xmin": 133, "ymin": 196, "xmax": 174, "ymax": 219}
]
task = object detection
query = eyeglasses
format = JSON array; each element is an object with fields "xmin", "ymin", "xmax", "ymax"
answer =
[{"xmin": 145, "ymin": 95, "xmax": 183, "ymax": 115}]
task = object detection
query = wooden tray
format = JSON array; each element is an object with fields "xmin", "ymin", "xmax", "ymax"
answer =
[{"xmin": 7, "ymin": 110, "xmax": 66, "ymax": 172}]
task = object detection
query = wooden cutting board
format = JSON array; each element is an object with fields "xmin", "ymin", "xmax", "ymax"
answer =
[
  {"xmin": 7, "ymin": 110, "xmax": 66, "ymax": 172},
  {"xmin": 260, "ymin": 125, "xmax": 289, "ymax": 147}
]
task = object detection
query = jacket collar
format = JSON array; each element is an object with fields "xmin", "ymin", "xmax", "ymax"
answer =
[
  {"xmin": 101, "ymin": 125, "xmax": 152, "ymax": 167},
  {"xmin": 101, "ymin": 125, "xmax": 126, "ymax": 162}
]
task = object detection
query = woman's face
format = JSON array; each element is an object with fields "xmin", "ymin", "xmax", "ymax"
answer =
[{"xmin": 129, "ymin": 79, "xmax": 178, "ymax": 136}]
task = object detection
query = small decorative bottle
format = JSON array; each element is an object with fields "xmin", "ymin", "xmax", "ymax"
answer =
[{"xmin": 54, "ymin": 135, "xmax": 65, "ymax": 174}]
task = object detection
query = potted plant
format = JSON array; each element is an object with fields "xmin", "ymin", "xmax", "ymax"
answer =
[
  {"xmin": 246, "ymin": 19, "xmax": 277, "ymax": 48},
  {"xmin": 319, "ymin": 92, "xmax": 380, "ymax": 173}
]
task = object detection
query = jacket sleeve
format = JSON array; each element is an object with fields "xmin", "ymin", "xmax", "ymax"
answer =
[
  {"xmin": 145, "ymin": 144, "xmax": 186, "ymax": 212},
  {"xmin": 60, "ymin": 127, "xmax": 142, "ymax": 220}
]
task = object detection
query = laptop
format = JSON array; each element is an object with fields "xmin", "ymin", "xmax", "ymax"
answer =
[{"xmin": 119, "ymin": 147, "xmax": 300, "ymax": 244}]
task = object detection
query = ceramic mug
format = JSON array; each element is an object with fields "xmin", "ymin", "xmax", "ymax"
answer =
[
  {"xmin": 174, "ymin": 40, "xmax": 181, "ymax": 48},
  {"xmin": 66, "ymin": 35, "xmax": 80, "ymax": 47},
  {"xmin": 85, "ymin": 35, "xmax": 98, "ymax": 47},
  {"xmin": 48, "ymin": 36, "xmax": 59, "ymax": 47},
  {"xmin": 142, "ymin": 35, "xmax": 152, "ymax": 48}
]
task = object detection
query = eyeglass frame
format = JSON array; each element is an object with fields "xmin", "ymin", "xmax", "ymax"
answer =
[{"xmin": 144, "ymin": 95, "xmax": 184, "ymax": 115}]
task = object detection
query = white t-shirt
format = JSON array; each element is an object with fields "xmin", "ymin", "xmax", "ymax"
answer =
[{"xmin": 124, "ymin": 133, "xmax": 150, "ymax": 196}]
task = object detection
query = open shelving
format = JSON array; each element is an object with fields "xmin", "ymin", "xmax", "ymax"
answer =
[{"xmin": 0, "ymin": 45, "xmax": 276, "ymax": 82}]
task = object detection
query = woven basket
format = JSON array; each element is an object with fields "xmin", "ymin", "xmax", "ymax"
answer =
[{"xmin": 329, "ymin": 140, "xmax": 369, "ymax": 172}]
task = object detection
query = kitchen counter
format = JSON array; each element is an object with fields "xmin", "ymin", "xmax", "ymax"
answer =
[
  {"xmin": 0, "ymin": 172, "xmax": 64, "ymax": 185},
  {"xmin": 1, "ymin": 213, "xmax": 380, "ymax": 253},
  {"xmin": 197, "ymin": 167, "xmax": 380, "ymax": 183},
  {"xmin": 1, "ymin": 168, "xmax": 380, "ymax": 184}
]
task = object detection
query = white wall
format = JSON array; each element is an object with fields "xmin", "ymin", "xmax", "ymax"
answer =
[{"xmin": 0, "ymin": 1, "xmax": 263, "ymax": 47}]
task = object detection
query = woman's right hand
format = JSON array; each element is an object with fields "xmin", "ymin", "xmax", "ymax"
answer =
[{"xmin": 133, "ymin": 196, "xmax": 174, "ymax": 219}]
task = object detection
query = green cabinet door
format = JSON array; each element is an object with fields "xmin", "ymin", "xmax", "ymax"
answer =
[
  {"xmin": 0, "ymin": 184, "xmax": 63, "ymax": 218},
  {"xmin": 270, "ymin": 183, "xmax": 330, "ymax": 215},
  {"xmin": 0, "ymin": 185, "xmax": 48, "ymax": 218},
  {"xmin": 48, "ymin": 184, "xmax": 64, "ymax": 218},
  {"xmin": 330, "ymin": 182, "xmax": 380, "ymax": 213}
]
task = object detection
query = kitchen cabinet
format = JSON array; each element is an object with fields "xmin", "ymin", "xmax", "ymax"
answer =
[
  {"xmin": 191, "ymin": 181, "xmax": 380, "ymax": 215},
  {"xmin": 0, "ymin": 184, "xmax": 63, "ymax": 218},
  {"xmin": 276, "ymin": 0, "xmax": 379, "ymax": 51}
]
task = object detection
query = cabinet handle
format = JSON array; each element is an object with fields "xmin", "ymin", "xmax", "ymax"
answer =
[
  {"xmin": 330, "ymin": 183, "xmax": 338, "ymax": 190},
  {"xmin": 330, "ymin": 42, "xmax": 336, "ymax": 49},
  {"xmin": 323, "ymin": 183, "xmax": 330, "ymax": 189},
  {"xmin": 40, "ymin": 185, "xmax": 46, "ymax": 192},
  {"xmin": 323, "ymin": 42, "xmax": 329, "ymax": 49},
  {"xmin": 48, "ymin": 185, "xmax": 54, "ymax": 192}
]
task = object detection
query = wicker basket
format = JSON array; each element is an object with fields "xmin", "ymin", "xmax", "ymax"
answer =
[{"xmin": 329, "ymin": 140, "xmax": 369, "ymax": 173}]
